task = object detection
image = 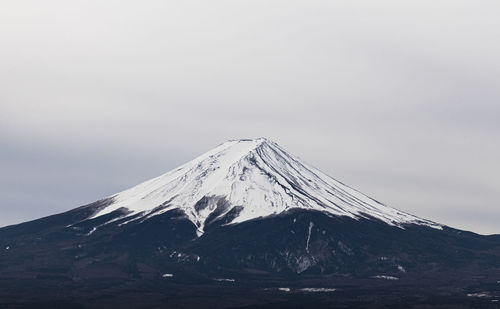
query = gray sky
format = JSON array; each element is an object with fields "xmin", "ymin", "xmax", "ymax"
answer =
[{"xmin": 1, "ymin": 1, "xmax": 499, "ymax": 234}]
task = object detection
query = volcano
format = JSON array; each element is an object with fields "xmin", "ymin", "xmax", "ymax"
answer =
[
  {"xmin": 1, "ymin": 138, "xmax": 500, "ymax": 308},
  {"xmin": 88, "ymin": 138, "xmax": 440, "ymax": 236}
]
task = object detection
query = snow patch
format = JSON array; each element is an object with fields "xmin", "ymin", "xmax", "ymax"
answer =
[
  {"xmin": 85, "ymin": 215, "xmax": 128, "ymax": 236},
  {"xmin": 162, "ymin": 274, "xmax": 174, "ymax": 278},
  {"xmin": 467, "ymin": 292, "xmax": 491, "ymax": 298},
  {"xmin": 299, "ymin": 288, "xmax": 336, "ymax": 292},
  {"xmin": 372, "ymin": 275, "xmax": 399, "ymax": 280},
  {"xmin": 306, "ymin": 221, "xmax": 314, "ymax": 253},
  {"xmin": 214, "ymin": 278, "xmax": 235, "ymax": 282},
  {"xmin": 86, "ymin": 227, "xmax": 97, "ymax": 236}
]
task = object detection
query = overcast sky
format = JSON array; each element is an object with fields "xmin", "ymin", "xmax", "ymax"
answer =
[{"xmin": 1, "ymin": 1, "xmax": 499, "ymax": 234}]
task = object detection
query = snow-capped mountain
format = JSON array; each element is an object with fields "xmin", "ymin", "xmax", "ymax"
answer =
[
  {"xmin": 89, "ymin": 138, "xmax": 440, "ymax": 236},
  {"xmin": 2, "ymin": 138, "xmax": 499, "ymax": 308}
]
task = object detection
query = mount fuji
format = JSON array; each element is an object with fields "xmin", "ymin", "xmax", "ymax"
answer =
[
  {"xmin": 1, "ymin": 138, "xmax": 500, "ymax": 308},
  {"xmin": 89, "ymin": 138, "xmax": 440, "ymax": 236}
]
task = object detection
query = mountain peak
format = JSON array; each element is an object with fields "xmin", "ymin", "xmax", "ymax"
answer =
[
  {"xmin": 219, "ymin": 137, "xmax": 274, "ymax": 153},
  {"xmin": 227, "ymin": 137, "xmax": 270, "ymax": 143},
  {"xmin": 89, "ymin": 138, "xmax": 440, "ymax": 236}
]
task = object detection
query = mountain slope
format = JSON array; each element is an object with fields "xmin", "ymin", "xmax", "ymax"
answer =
[
  {"xmin": 86, "ymin": 138, "xmax": 440, "ymax": 236},
  {"xmin": 1, "ymin": 138, "xmax": 500, "ymax": 308}
]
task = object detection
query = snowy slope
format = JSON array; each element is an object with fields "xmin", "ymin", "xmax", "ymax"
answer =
[{"xmin": 89, "ymin": 138, "xmax": 441, "ymax": 235}]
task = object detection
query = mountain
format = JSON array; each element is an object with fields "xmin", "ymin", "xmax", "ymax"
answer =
[
  {"xmin": 1, "ymin": 138, "xmax": 500, "ymax": 308},
  {"xmin": 89, "ymin": 138, "xmax": 440, "ymax": 235}
]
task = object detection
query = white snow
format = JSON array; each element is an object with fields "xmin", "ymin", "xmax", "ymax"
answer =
[
  {"xmin": 85, "ymin": 215, "xmax": 127, "ymax": 236},
  {"xmin": 306, "ymin": 221, "xmax": 314, "ymax": 253},
  {"xmin": 397, "ymin": 265, "xmax": 406, "ymax": 273},
  {"xmin": 5, "ymin": 246, "xmax": 10, "ymax": 250},
  {"xmin": 467, "ymin": 292, "xmax": 491, "ymax": 298},
  {"xmin": 162, "ymin": 273, "xmax": 174, "ymax": 278},
  {"xmin": 299, "ymin": 288, "xmax": 336, "ymax": 292},
  {"xmin": 214, "ymin": 278, "xmax": 236, "ymax": 282},
  {"xmin": 372, "ymin": 275, "xmax": 399, "ymax": 280},
  {"xmin": 271, "ymin": 287, "xmax": 336, "ymax": 293},
  {"xmin": 85, "ymin": 228, "xmax": 97, "ymax": 236},
  {"xmin": 87, "ymin": 138, "xmax": 442, "ymax": 234}
]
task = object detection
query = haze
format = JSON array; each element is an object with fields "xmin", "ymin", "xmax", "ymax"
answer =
[{"xmin": 1, "ymin": 1, "xmax": 499, "ymax": 234}]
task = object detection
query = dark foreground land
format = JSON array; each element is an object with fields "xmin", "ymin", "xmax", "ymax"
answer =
[
  {"xmin": 1, "ymin": 206, "xmax": 500, "ymax": 308},
  {"xmin": 1, "ymin": 270, "xmax": 500, "ymax": 308}
]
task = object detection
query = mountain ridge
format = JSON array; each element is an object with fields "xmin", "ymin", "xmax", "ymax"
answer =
[{"xmin": 85, "ymin": 138, "xmax": 440, "ymax": 236}]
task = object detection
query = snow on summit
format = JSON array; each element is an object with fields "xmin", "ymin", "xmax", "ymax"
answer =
[{"xmin": 90, "ymin": 138, "xmax": 440, "ymax": 235}]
